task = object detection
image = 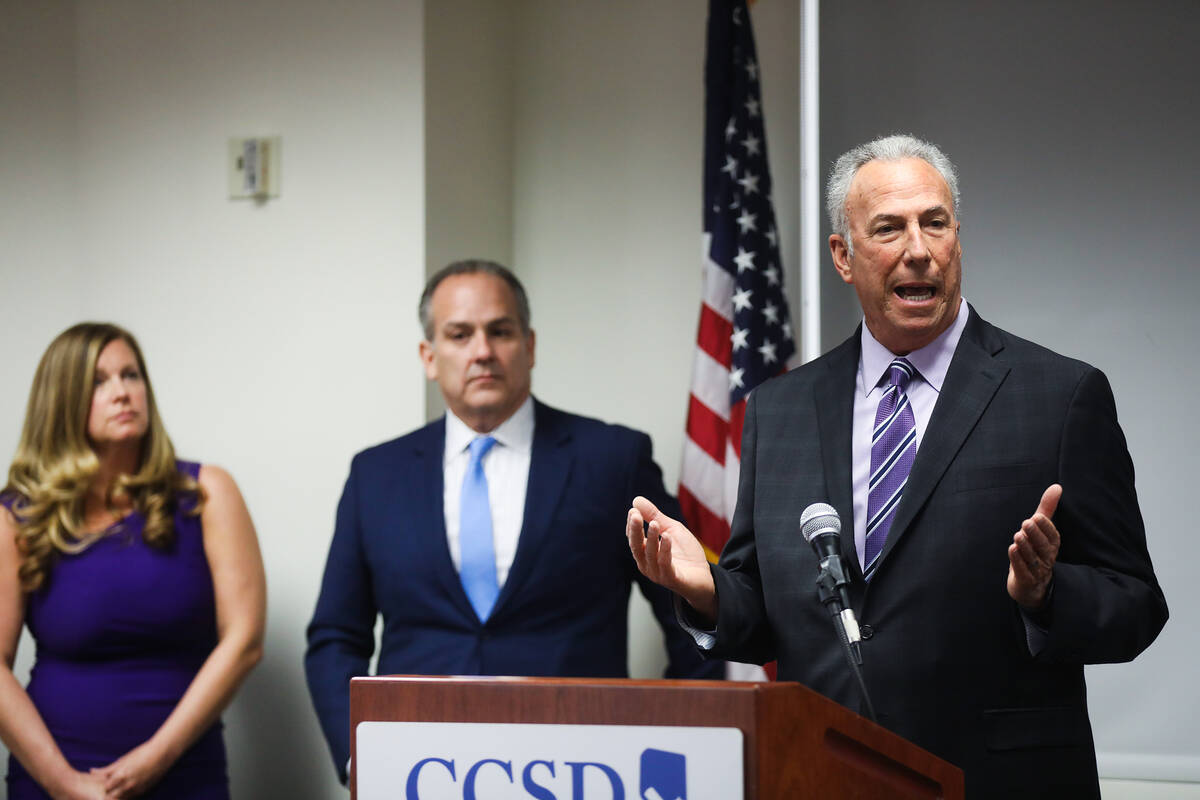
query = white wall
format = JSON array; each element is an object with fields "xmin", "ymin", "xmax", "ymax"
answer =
[
  {"xmin": 424, "ymin": 0, "xmax": 516, "ymax": 419},
  {"xmin": 820, "ymin": 0, "xmax": 1200, "ymax": 788},
  {"xmin": 2, "ymin": 1, "xmax": 425, "ymax": 797},
  {"xmin": 0, "ymin": 0, "xmax": 84, "ymax": 370}
]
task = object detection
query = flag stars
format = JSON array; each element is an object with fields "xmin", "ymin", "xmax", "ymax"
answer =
[
  {"xmin": 736, "ymin": 210, "xmax": 757, "ymax": 234},
  {"xmin": 762, "ymin": 301, "xmax": 780, "ymax": 325},
  {"xmin": 699, "ymin": 9, "xmax": 797, "ymax": 405},
  {"xmin": 733, "ymin": 248, "xmax": 756, "ymax": 273}
]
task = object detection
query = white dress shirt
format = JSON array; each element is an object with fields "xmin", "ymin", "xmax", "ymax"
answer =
[{"xmin": 442, "ymin": 396, "xmax": 534, "ymax": 588}]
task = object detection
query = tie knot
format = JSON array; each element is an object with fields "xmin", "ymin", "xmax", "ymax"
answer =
[
  {"xmin": 887, "ymin": 358, "xmax": 915, "ymax": 390},
  {"xmin": 468, "ymin": 436, "xmax": 497, "ymax": 465}
]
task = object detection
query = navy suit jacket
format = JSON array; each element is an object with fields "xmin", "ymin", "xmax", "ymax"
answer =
[
  {"xmin": 305, "ymin": 399, "xmax": 720, "ymax": 781},
  {"xmin": 708, "ymin": 309, "xmax": 1167, "ymax": 799}
]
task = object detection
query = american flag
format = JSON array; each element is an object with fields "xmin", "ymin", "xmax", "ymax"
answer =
[{"xmin": 679, "ymin": 0, "xmax": 796, "ymax": 562}]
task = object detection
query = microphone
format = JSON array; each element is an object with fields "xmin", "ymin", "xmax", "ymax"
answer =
[
  {"xmin": 800, "ymin": 502, "xmax": 876, "ymax": 720},
  {"xmin": 800, "ymin": 503, "xmax": 862, "ymax": 662}
]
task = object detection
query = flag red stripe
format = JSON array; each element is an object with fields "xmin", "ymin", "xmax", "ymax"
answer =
[
  {"xmin": 685, "ymin": 395, "xmax": 728, "ymax": 465},
  {"xmin": 678, "ymin": 484, "xmax": 732, "ymax": 557},
  {"xmin": 696, "ymin": 304, "xmax": 733, "ymax": 369}
]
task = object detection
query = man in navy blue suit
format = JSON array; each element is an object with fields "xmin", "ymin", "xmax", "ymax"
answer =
[{"xmin": 305, "ymin": 259, "xmax": 720, "ymax": 783}]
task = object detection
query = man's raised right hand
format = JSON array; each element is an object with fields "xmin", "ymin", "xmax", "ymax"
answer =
[{"xmin": 626, "ymin": 496, "xmax": 718, "ymax": 624}]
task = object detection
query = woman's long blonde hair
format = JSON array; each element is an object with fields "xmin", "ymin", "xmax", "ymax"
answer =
[{"xmin": 3, "ymin": 323, "xmax": 201, "ymax": 591}]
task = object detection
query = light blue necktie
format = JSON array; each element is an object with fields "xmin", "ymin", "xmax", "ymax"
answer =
[{"xmin": 459, "ymin": 436, "xmax": 499, "ymax": 621}]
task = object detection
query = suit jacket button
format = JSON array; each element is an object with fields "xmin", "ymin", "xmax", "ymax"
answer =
[{"xmin": 860, "ymin": 624, "xmax": 874, "ymax": 640}]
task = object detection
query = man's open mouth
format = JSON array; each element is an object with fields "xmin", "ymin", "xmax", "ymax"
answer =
[{"xmin": 896, "ymin": 286, "xmax": 935, "ymax": 302}]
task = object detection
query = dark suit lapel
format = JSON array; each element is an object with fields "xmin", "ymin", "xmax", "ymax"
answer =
[
  {"xmin": 876, "ymin": 310, "xmax": 1009, "ymax": 570},
  {"xmin": 493, "ymin": 400, "xmax": 572, "ymax": 613},
  {"xmin": 815, "ymin": 334, "xmax": 862, "ymax": 577},
  {"xmin": 411, "ymin": 419, "xmax": 478, "ymax": 617}
]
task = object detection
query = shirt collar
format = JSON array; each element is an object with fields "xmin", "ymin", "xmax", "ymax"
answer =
[
  {"xmin": 444, "ymin": 395, "xmax": 536, "ymax": 461},
  {"xmin": 859, "ymin": 298, "xmax": 970, "ymax": 396}
]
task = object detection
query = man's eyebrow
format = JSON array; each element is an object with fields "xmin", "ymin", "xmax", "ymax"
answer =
[
  {"xmin": 485, "ymin": 315, "xmax": 520, "ymax": 327},
  {"xmin": 441, "ymin": 315, "xmax": 519, "ymax": 330},
  {"xmin": 868, "ymin": 205, "xmax": 950, "ymax": 224}
]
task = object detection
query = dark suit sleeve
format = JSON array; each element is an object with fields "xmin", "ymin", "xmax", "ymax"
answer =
[
  {"xmin": 1038, "ymin": 367, "xmax": 1168, "ymax": 663},
  {"xmin": 304, "ymin": 458, "xmax": 377, "ymax": 784},
  {"xmin": 627, "ymin": 432, "xmax": 724, "ymax": 679},
  {"xmin": 708, "ymin": 389, "xmax": 776, "ymax": 664}
]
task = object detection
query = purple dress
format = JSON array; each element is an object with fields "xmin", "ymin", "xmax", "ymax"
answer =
[{"xmin": 5, "ymin": 461, "xmax": 229, "ymax": 799}]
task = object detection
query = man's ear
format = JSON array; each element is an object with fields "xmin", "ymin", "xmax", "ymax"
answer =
[
  {"xmin": 830, "ymin": 234, "xmax": 854, "ymax": 285},
  {"xmin": 526, "ymin": 328, "xmax": 536, "ymax": 370},
  {"xmin": 419, "ymin": 339, "xmax": 437, "ymax": 381}
]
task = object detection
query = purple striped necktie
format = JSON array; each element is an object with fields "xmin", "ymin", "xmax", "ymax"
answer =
[{"xmin": 864, "ymin": 358, "xmax": 917, "ymax": 581}]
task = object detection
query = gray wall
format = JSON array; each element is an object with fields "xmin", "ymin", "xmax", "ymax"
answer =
[{"xmin": 821, "ymin": 0, "xmax": 1200, "ymax": 781}]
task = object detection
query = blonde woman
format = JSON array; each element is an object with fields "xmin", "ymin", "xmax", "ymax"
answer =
[{"xmin": 0, "ymin": 323, "xmax": 265, "ymax": 799}]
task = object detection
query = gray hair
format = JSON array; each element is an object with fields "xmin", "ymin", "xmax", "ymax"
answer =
[
  {"xmin": 418, "ymin": 259, "xmax": 531, "ymax": 341},
  {"xmin": 826, "ymin": 134, "xmax": 960, "ymax": 255}
]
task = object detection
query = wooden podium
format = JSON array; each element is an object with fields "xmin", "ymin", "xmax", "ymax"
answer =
[{"xmin": 351, "ymin": 676, "xmax": 962, "ymax": 799}]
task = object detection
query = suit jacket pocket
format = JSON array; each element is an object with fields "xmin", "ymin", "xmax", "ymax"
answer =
[
  {"xmin": 983, "ymin": 706, "xmax": 1091, "ymax": 751},
  {"xmin": 955, "ymin": 462, "xmax": 1041, "ymax": 492}
]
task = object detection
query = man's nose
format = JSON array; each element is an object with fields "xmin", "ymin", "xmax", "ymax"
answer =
[
  {"xmin": 903, "ymin": 221, "xmax": 930, "ymax": 262},
  {"xmin": 468, "ymin": 331, "xmax": 495, "ymax": 360}
]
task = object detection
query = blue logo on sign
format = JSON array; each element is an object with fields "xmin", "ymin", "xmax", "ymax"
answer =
[
  {"xmin": 639, "ymin": 749, "xmax": 686, "ymax": 800},
  {"xmin": 403, "ymin": 747, "xmax": 687, "ymax": 798}
]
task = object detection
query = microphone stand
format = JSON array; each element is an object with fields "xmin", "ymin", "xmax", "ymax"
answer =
[{"xmin": 814, "ymin": 559, "xmax": 877, "ymax": 723}]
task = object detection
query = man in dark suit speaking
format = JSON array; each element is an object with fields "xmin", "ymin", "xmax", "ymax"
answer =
[
  {"xmin": 307, "ymin": 259, "xmax": 719, "ymax": 784},
  {"xmin": 628, "ymin": 135, "xmax": 1167, "ymax": 798}
]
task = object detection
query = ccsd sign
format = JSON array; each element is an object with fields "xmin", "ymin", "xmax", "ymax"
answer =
[{"xmin": 357, "ymin": 723, "xmax": 742, "ymax": 800}]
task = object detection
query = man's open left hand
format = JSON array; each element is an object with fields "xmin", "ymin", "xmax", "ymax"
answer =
[{"xmin": 1007, "ymin": 483, "xmax": 1062, "ymax": 610}]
